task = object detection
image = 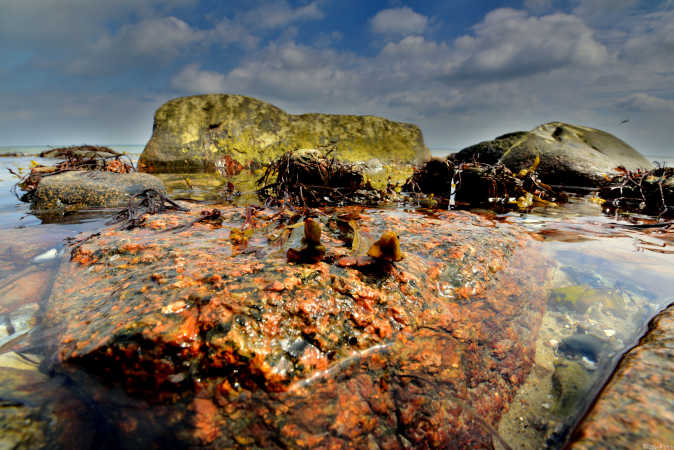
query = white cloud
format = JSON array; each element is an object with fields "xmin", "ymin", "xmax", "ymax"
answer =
[
  {"xmin": 221, "ymin": 42, "xmax": 363, "ymax": 105},
  {"xmin": 68, "ymin": 16, "xmax": 205, "ymax": 75},
  {"xmin": 171, "ymin": 64, "xmax": 227, "ymax": 93},
  {"xmin": 618, "ymin": 93, "xmax": 674, "ymax": 112},
  {"xmin": 103, "ymin": 17, "xmax": 202, "ymax": 56},
  {"xmin": 524, "ymin": 0, "xmax": 556, "ymax": 12},
  {"xmin": 240, "ymin": 0, "xmax": 325, "ymax": 30},
  {"xmin": 210, "ymin": 18, "xmax": 259, "ymax": 50},
  {"xmin": 621, "ymin": 10, "xmax": 674, "ymax": 71},
  {"xmin": 0, "ymin": 0, "xmax": 197, "ymax": 45},
  {"xmin": 370, "ymin": 7, "xmax": 429, "ymax": 36},
  {"xmin": 572, "ymin": 0, "xmax": 640, "ymax": 19},
  {"xmin": 448, "ymin": 9, "xmax": 608, "ymax": 79}
]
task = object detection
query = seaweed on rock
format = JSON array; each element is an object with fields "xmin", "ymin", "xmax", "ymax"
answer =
[
  {"xmin": 12, "ymin": 145, "xmax": 136, "ymax": 201},
  {"xmin": 403, "ymin": 157, "xmax": 563, "ymax": 210},
  {"xmin": 256, "ymin": 149, "xmax": 385, "ymax": 207},
  {"xmin": 599, "ymin": 166, "xmax": 674, "ymax": 218}
]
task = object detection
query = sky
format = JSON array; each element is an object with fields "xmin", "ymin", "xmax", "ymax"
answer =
[{"xmin": 1, "ymin": 0, "xmax": 673, "ymax": 156}]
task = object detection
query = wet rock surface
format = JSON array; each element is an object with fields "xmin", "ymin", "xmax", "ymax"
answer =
[
  {"xmin": 452, "ymin": 122, "xmax": 653, "ymax": 187},
  {"xmin": 138, "ymin": 94, "xmax": 430, "ymax": 173},
  {"xmin": 44, "ymin": 205, "xmax": 549, "ymax": 448},
  {"xmin": 571, "ymin": 303, "xmax": 674, "ymax": 449},
  {"xmin": 32, "ymin": 171, "xmax": 166, "ymax": 212}
]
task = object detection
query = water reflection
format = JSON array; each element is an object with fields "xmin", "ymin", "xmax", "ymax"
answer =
[{"xmin": 496, "ymin": 199, "xmax": 674, "ymax": 449}]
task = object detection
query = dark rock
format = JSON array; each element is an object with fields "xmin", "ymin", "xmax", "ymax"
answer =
[
  {"xmin": 39, "ymin": 145, "xmax": 121, "ymax": 159},
  {"xmin": 44, "ymin": 205, "xmax": 550, "ymax": 448},
  {"xmin": 31, "ymin": 171, "xmax": 166, "ymax": 212},
  {"xmin": 571, "ymin": 304, "xmax": 674, "ymax": 448},
  {"xmin": 557, "ymin": 333, "xmax": 608, "ymax": 363},
  {"xmin": 451, "ymin": 132, "xmax": 529, "ymax": 166},
  {"xmin": 138, "ymin": 94, "xmax": 430, "ymax": 173},
  {"xmin": 453, "ymin": 122, "xmax": 653, "ymax": 187}
]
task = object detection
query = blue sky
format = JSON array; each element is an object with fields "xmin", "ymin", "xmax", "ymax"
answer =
[{"xmin": 1, "ymin": 0, "xmax": 673, "ymax": 156}]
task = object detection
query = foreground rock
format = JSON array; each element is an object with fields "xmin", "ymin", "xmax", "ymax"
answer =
[
  {"xmin": 571, "ymin": 304, "xmax": 674, "ymax": 449},
  {"xmin": 452, "ymin": 122, "xmax": 653, "ymax": 187},
  {"xmin": 138, "ymin": 94, "xmax": 430, "ymax": 173},
  {"xmin": 45, "ymin": 205, "xmax": 548, "ymax": 448},
  {"xmin": 31, "ymin": 171, "xmax": 166, "ymax": 211}
]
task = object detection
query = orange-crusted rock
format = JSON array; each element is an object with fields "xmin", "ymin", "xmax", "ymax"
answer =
[{"xmin": 44, "ymin": 205, "xmax": 550, "ymax": 448}]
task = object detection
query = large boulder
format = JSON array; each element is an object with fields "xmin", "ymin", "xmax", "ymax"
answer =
[
  {"xmin": 452, "ymin": 122, "xmax": 653, "ymax": 187},
  {"xmin": 31, "ymin": 171, "xmax": 166, "ymax": 211},
  {"xmin": 138, "ymin": 94, "xmax": 430, "ymax": 173},
  {"xmin": 45, "ymin": 205, "xmax": 549, "ymax": 448}
]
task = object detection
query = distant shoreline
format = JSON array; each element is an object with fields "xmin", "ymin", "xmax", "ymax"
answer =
[{"xmin": 1, "ymin": 145, "xmax": 672, "ymax": 166}]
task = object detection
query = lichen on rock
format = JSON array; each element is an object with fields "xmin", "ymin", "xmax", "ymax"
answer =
[{"xmin": 138, "ymin": 94, "xmax": 430, "ymax": 173}]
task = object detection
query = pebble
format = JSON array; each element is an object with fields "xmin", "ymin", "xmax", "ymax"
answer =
[{"xmin": 32, "ymin": 248, "xmax": 58, "ymax": 262}]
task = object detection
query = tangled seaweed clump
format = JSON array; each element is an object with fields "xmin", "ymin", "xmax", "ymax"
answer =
[
  {"xmin": 599, "ymin": 166, "xmax": 674, "ymax": 217},
  {"xmin": 403, "ymin": 156, "xmax": 564, "ymax": 210},
  {"xmin": 257, "ymin": 149, "xmax": 387, "ymax": 207},
  {"xmin": 11, "ymin": 145, "xmax": 135, "ymax": 199}
]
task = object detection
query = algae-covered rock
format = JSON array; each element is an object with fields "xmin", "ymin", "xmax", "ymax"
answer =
[
  {"xmin": 44, "ymin": 205, "xmax": 549, "ymax": 448},
  {"xmin": 32, "ymin": 171, "xmax": 166, "ymax": 211},
  {"xmin": 138, "ymin": 94, "xmax": 430, "ymax": 173},
  {"xmin": 452, "ymin": 122, "xmax": 653, "ymax": 187},
  {"xmin": 551, "ymin": 360, "xmax": 593, "ymax": 418}
]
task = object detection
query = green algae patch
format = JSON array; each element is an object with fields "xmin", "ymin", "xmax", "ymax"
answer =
[
  {"xmin": 549, "ymin": 285, "xmax": 626, "ymax": 314},
  {"xmin": 138, "ymin": 94, "xmax": 430, "ymax": 173}
]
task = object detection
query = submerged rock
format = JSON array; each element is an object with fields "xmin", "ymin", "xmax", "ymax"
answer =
[
  {"xmin": 452, "ymin": 122, "xmax": 653, "ymax": 187},
  {"xmin": 45, "ymin": 205, "xmax": 549, "ymax": 448},
  {"xmin": 31, "ymin": 171, "xmax": 166, "ymax": 212},
  {"xmin": 571, "ymin": 304, "xmax": 674, "ymax": 449},
  {"xmin": 138, "ymin": 94, "xmax": 430, "ymax": 173},
  {"xmin": 0, "ymin": 353, "xmax": 93, "ymax": 449}
]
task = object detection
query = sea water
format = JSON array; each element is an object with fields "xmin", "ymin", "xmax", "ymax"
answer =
[{"xmin": 0, "ymin": 146, "xmax": 672, "ymax": 448}]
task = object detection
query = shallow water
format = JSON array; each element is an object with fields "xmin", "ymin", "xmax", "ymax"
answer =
[{"xmin": 0, "ymin": 152, "xmax": 672, "ymax": 448}]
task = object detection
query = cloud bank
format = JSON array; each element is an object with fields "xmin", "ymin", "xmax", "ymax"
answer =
[{"xmin": 1, "ymin": 1, "xmax": 672, "ymax": 156}]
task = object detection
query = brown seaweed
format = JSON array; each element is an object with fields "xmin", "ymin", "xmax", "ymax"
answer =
[
  {"xmin": 599, "ymin": 166, "xmax": 674, "ymax": 218},
  {"xmin": 403, "ymin": 157, "xmax": 563, "ymax": 210},
  {"xmin": 13, "ymin": 145, "xmax": 136, "ymax": 201},
  {"xmin": 257, "ymin": 150, "xmax": 384, "ymax": 207}
]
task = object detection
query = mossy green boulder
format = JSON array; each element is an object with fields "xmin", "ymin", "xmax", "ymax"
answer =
[
  {"xmin": 452, "ymin": 122, "xmax": 653, "ymax": 187},
  {"xmin": 138, "ymin": 94, "xmax": 430, "ymax": 173}
]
